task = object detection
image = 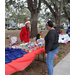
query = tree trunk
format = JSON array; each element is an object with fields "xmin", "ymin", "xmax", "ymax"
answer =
[
  {"xmin": 55, "ymin": 12, "xmax": 60, "ymax": 34},
  {"xmin": 55, "ymin": 16, "xmax": 60, "ymax": 34},
  {"xmin": 27, "ymin": 0, "xmax": 41, "ymax": 38},
  {"xmin": 55, "ymin": 16, "xmax": 59, "ymax": 26},
  {"xmin": 68, "ymin": 17, "xmax": 70, "ymax": 23},
  {"xmin": 31, "ymin": 11, "xmax": 38, "ymax": 38},
  {"xmin": 54, "ymin": 1, "xmax": 60, "ymax": 34}
]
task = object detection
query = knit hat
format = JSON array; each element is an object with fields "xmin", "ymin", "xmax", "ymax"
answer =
[
  {"xmin": 25, "ymin": 20, "xmax": 30, "ymax": 25},
  {"xmin": 40, "ymin": 31, "xmax": 43, "ymax": 33}
]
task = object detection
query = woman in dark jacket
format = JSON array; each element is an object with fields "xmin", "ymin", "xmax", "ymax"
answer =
[{"xmin": 45, "ymin": 21, "xmax": 59, "ymax": 75}]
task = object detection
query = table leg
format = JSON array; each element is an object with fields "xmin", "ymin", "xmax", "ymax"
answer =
[
  {"xmin": 38, "ymin": 55, "xmax": 39, "ymax": 60},
  {"xmin": 35, "ymin": 53, "xmax": 46, "ymax": 63},
  {"xmin": 43, "ymin": 53, "xmax": 44, "ymax": 62}
]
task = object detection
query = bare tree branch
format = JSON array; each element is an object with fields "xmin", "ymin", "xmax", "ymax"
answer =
[
  {"xmin": 37, "ymin": 0, "xmax": 41, "ymax": 13},
  {"xmin": 63, "ymin": 6, "xmax": 70, "ymax": 22},
  {"xmin": 27, "ymin": 0, "xmax": 33, "ymax": 12},
  {"xmin": 63, "ymin": 0, "xmax": 70, "ymax": 23},
  {"xmin": 33, "ymin": 0, "xmax": 37, "ymax": 9},
  {"xmin": 43, "ymin": 0, "xmax": 56, "ymax": 17}
]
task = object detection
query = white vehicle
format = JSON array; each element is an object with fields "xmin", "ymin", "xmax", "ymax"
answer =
[
  {"xmin": 7, "ymin": 26, "xmax": 12, "ymax": 30},
  {"xmin": 41, "ymin": 27, "xmax": 47, "ymax": 30},
  {"xmin": 12, "ymin": 26, "xmax": 17, "ymax": 30}
]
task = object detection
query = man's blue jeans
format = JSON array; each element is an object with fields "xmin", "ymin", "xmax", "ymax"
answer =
[{"xmin": 46, "ymin": 47, "xmax": 59, "ymax": 75}]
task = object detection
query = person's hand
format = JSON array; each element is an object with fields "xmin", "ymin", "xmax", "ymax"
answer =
[{"xmin": 45, "ymin": 53, "xmax": 47, "ymax": 58}]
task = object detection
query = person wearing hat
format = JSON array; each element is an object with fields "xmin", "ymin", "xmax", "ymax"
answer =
[
  {"xmin": 36, "ymin": 31, "xmax": 43, "ymax": 40},
  {"xmin": 48, "ymin": 19, "xmax": 51, "ymax": 21},
  {"xmin": 20, "ymin": 21, "xmax": 30, "ymax": 43},
  {"xmin": 44, "ymin": 21, "xmax": 59, "ymax": 75}
]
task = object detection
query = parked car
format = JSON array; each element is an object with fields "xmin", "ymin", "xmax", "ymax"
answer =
[
  {"xmin": 7, "ymin": 26, "xmax": 17, "ymax": 30},
  {"xmin": 11, "ymin": 26, "xmax": 17, "ymax": 30},
  {"xmin": 7, "ymin": 26, "xmax": 12, "ymax": 30},
  {"xmin": 41, "ymin": 27, "xmax": 47, "ymax": 30}
]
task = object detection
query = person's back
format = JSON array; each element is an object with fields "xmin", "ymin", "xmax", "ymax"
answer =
[
  {"xmin": 52, "ymin": 29, "xmax": 59, "ymax": 49},
  {"xmin": 45, "ymin": 29, "xmax": 59, "ymax": 52}
]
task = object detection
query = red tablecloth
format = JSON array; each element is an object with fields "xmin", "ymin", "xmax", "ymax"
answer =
[{"xmin": 5, "ymin": 47, "xmax": 45, "ymax": 75}]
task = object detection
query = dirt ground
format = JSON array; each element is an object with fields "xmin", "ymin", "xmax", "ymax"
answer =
[{"xmin": 5, "ymin": 29, "xmax": 70, "ymax": 75}]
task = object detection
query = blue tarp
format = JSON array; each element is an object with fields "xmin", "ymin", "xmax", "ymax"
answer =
[{"xmin": 5, "ymin": 48, "xmax": 28, "ymax": 64}]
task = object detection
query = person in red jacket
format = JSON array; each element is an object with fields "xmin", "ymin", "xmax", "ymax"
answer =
[{"xmin": 20, "ymin": 21, "xmax": 30, "ymax": 43}]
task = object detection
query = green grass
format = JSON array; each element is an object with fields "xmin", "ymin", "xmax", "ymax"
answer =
[
  {"xmin": 61, "ymin": 29, "xmax": 67, "ymax": 34},
  {"xmin": 11, "ymin": 73, "xmax": 16, "ymax": 75},
  {"xmin": 5, "ymin": 28, "xmax": 66, "ymax": 33},
  {"xmin": 5, "ymin": 30, "xmax": 21, "ymax": 32},
  {"xmin": 57, "ymin": 53, "xmax": 62, "ymax": 57}
]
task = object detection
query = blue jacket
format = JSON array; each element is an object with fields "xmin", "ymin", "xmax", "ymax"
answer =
[{"xmin": 66, "ymin": 28, "xmax": 70, "ymax": 34}]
